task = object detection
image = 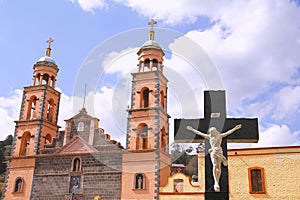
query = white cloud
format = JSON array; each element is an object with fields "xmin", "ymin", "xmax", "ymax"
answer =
[
  {"xmin": 255, "ymin": 124, "xmax": 300, "ymax": 147},
  {"xmin": 113, "ymin": 0, "xmax": 300, "ymax": 111},
  {"xmin": 229, "ymin": 124, "xmax": 300, "ymax": 149},
  {"xmin": 115, "ymin": 0, "xmax": 230, "ymax": 25},
  {"xmin": 69, "ymin": 0, "xmax": 107, "ymax": 13},
  {"xmin": 102, "ymin": 47, "xmax": 138, "ymax": 75},
  {"xmin": 272, "ymin": 86, "xmax": 300, "ymax": 120},
  {"xmin": 0, "ymin": 89, "xmax": 23, "ymax": 140}
]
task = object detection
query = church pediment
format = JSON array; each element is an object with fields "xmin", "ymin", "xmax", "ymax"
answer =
[{"xmin": 56, "ymin": 136, "xmax": 98, "ymax": 154}]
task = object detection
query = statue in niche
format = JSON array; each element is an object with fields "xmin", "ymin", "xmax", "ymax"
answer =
[
  {"xmin": 186, "ymin": 124, "xmax": 242, "ymax": 192},
  {"xmin": 135, "ymin": 174, "xmax": 144, "ymax": 189}
]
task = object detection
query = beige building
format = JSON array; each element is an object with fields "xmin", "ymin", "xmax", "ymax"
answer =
[
  {"xmin": 159, "ymin": 145, "xmax": 300, "ymax": 200},
  {"xmin": 198, "ymin": 145, "xmax": 300, "ymax": 200}
]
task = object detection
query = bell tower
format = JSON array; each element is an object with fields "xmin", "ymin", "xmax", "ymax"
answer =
[
  {"xmin": 127, "ymin": 18, "xmax": 169, "ymax": 152},
  {"xmin": 121, "ymin": 20, "xmax": 171, "ymax": 200},
  {"xmin": 3, "ymin": 38, "xmax": 61, "ymax": 200}
]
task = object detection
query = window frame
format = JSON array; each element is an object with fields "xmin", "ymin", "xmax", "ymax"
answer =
[
  {"xmin": 248, "ymin": 166, "xmax": 266, "ymax": 194},
  {"xmin": 13, "ymin": 177, "xmax": 24, "ymax": 193}
]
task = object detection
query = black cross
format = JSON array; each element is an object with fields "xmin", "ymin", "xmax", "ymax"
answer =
[{"xmin": 174, "ymin": 90, "xmax": 259, "ymax": 200}]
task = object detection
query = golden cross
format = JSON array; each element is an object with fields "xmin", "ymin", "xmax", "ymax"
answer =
[
  {"xmin": 148, "ymin": 19, "xmax": 157, "ymax": 40},
  {"xmin": 46, "ymin": 37, "xmax": 54, "ymax": 49},
  {"xmin": 148, "ymin": 19, "xmax": 157, "ymax": 29}
]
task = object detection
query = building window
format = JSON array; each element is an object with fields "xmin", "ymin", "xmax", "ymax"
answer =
[
  {"xmin": 160, "ymin": 90, "xmax": 165, "ymax": 108},
  {"xmin": 45, "ymin": 134, "xmax": 52, "ymax": 145},
  {"xmin": 248, "ymin": 167, "xmax": 266, "ymax": 194},
  {"xmin": 27, "ymin": 95, "xmax": 37, "ymax": 120},
  {"xmin": 134, "ymin": 173, "xmax": 145, "ymax": 189},
  {"xmin": 77, "ymin": 122, "xmax": 84, "ymax": 132},
  {"xmin": 136, "ymin": 124, "xmax": 148, "ymax": 150},
  {"xmin": 47, "ymin": 98, "xmax": 54, "ymax": 122},
  {"xmin": 173, "ymin": 179, "xmax": 183, "ymax": 193},
  {"xmin": 152, "ymin": 59, "xmax": 158, "ymax": 70},
  {"xmin": 14, "ymin": 177, "xmax": 24, "ymax": 193},
  {"xmin": 161, "ymin": 127, "xmax": 167, "ymax": 151},
  {"xmin": 72, "ymin": 157, "xmax": 82, "ymax": 172},
  {"xmin": 140, "ymin": 87, "xmax": 149, "ymax": 108},
  {"xmin": 144, "ymin": 59, "xmax": 150, "ymax": 69},
  {"xmin": 19, "ymin": 132, "xmax": 31, "ymax": 156},
  {"xmin": 42, "ymin": 73, "xmax": 49, "ymax": 85}
]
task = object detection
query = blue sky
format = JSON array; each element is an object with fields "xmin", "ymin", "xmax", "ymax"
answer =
[{"xmin": 1, "ymin": 0, "xmax": 300, "ymax": 148}]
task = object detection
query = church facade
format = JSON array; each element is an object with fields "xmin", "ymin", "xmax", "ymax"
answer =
[{"xmin": 2, "ymin": 21, "xmax": 171, "ymax": 200}]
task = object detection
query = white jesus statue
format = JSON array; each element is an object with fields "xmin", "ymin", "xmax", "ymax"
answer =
[{"xmin": 186, "ymin": 124, "xmax": 242, "ymax": 192}]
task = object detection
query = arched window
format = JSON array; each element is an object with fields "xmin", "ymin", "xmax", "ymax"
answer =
[
  {"xmin": 19, "ymin": 132, "xmax": 30, "ymax": 156},
  {"xmin": 134, "ymin": 173, "xmax": 145, "ymax": 189},
  {"xmin": 173, "ymin": 179, "xmax": 183, "ymax": 193},
  {"xmin": 144, "ymin": 59, "xmax": 150, "ymax": 69},
  {"xmin": 72, "ymin": 157, "xmax": 82, "ymax": 172},
  {"xmin": 152, "ymin": 59, "xmax": 158, "ymax": 70},
  {"xmin": 45, "ymin": 134, "xmax": 52, "ymax": 145},
  {"xmin": 140, "ymin": 87, "xmax": 149, "ymax": 108},
  {"xmin": 51, "ymin": 76, "xmax": 55, "ymax": 88},
  {"xmin": 14, "ymin": 177, "xmax": 24, "ymax": 193},
  {"xmin": 42, "ymin": 74, "xmax": 49, "ymax": 85},
  {"xmin": 77, "ymin": 122, "xmax": 84, "ymax": 132},
  {"xmin": 27, "ymin": 96, "xmax": 37, "ymax": 120},
  {"xmin": 47, "ymin": 98, "xmax": 54, "ymax": 122},
  {"xmin": 248, "ymin": 167, "xmax": 266, "ymax": 194},
  {"xmin": 161, "ymin": 127, "xmax": 167, "ymax": 150},
  {"xmin": 136, "ymin": 124, "xmax": 148, "ymax": 150},
  {"xmin": 160, "ymin": 90, "xmax": 165, "ymax": 108}
]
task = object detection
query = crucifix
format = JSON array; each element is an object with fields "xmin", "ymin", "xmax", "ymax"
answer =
[
  {"xmin": 45, "ymin": 37, "xmax": 54, "ymax": 57},
  {"xmin": 174, "ymin": 90, "xmax": 259, "ymax": 200},
  {"xmin": 148, "ymin": 19, "xmax": 157, "ymax": 41}
]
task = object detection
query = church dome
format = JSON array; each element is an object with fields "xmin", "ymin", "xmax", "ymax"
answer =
[
  {"xmin": 139, "ymin": 40, "xmax": 163, "ymax": 51},
  {"xmin": 137, "ymin": 40, "xmax": 164, "ymax": 56},
  {"xmin": 38, "ymin": 56, "xmax": 56, "ymax": 64},
  {"xmin": 142, "ymin": 40, "xmax": 161, "ymax": 48}
]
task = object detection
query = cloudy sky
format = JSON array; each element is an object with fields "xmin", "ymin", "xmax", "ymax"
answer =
[{"xmin": 0, "ymin": 0, "xmax": 300, "ymax": 149}]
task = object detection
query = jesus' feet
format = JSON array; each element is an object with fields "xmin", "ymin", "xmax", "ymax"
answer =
[{"xmin": 214, "ymin": 184, "xmax": 220, "ymax": 192}]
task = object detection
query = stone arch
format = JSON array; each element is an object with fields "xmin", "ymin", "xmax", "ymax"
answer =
[
  {"xmin": 136, "ymin": 123, "xmax": 148, "ymax": 150},
  {"xmin": 161, "ymin": 127, "xmax": 168, "ymax": 150},
  {"xmin": 45, "ymin": 134, "xmax": 52, "ymax": 144},
  {"xmin": 140, "ymin": 87, "xmax": 150, "ymax": 108},
  {"xmin": 144, "ymin": 59, "xmax": 150, "ymax": 71},
  {"xmin": 14, "ymin": 177, "xmax": 24, "ymax": 193},
  {"xmin": 19, "ymin": 132, "xmax": 31, "ymax": 156},
  {"xmin": 27, "ymin": 95, "xmax": 37, "ymax": 120},
  {"xmin": 42, "ymin": 73, "xmax": 49, "ymax": 85},
  {"xmin": 152, "ymin": 59, "xmax": 158, "ymax": 71},
  {"xmin": 71, "ymin": 157, "xmax": 82, "ymax": 172},
  {"xmin": 47, "ymin": 98, "xmax": 55, "ymax": 122}
]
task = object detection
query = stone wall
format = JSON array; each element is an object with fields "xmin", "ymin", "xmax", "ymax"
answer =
[{"xmin": 31, "ymin": 153, "xmax": 122, "ymax": 200}]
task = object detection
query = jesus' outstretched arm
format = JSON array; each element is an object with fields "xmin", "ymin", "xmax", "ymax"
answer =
[
  {"xmin": 186, "ymin": 126, "xmax": 210, "ymax": 139},
  {"xmin": 221, "ymin": 124, "xmax": 242, "ymax": 138}
]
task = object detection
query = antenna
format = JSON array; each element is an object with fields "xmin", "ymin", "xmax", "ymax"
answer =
[{"xmin": 83, "ymin": 84, "xmax": 87, "ymax": 108}]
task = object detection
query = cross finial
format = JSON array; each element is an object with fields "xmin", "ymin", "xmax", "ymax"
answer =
[
  {"xmin": 45, "ymin": 37, "xmax": 54, "ymax": 57},
  {"xmin": 148, "ymin": 19, "xmax": 157, "ymax": 29},
  {"xmin": 148, "ymin": 19, "xmax": 157, "ymax": 41}
]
